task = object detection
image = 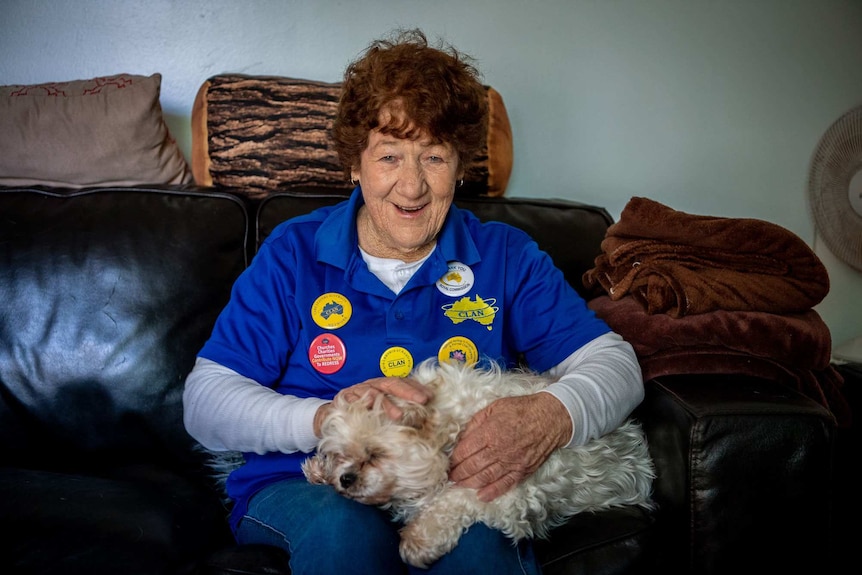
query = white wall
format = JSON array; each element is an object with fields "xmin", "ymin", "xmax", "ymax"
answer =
[{"xmin": 2, "ymin": 0, "xmax": 861, "ymax": 350}]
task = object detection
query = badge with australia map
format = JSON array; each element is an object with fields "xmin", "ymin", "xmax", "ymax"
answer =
[
  {"xmin": 311, "ymin": 292, "xmax": 352, "ymax": 329},
  {"xmin": 441, "ymin": 295, "xmax": 498, "ymax": 331}
]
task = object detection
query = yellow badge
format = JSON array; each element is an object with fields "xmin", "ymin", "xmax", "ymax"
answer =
[
  {"xmin": 441, "ymin": 295, "xmax": 498, "ymax": 330},
  {"xmin": 437, "ymin": 336, "xmax": 479, "ymax": 366},
  {"xmin": 379, "ymin": 346, "xmax": 414, "ymax": 377},
  {"xmin": 311, "ymin": 293, "xmax": 352, "ymax": 329}
]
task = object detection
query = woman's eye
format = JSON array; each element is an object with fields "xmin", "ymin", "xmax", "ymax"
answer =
[{"xmin": 380, "ymin": 155, "xmax": 396, "ymax": 162}]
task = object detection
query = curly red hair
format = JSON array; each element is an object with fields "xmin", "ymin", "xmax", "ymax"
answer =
[{"xmin": 332, "ymin": 29, "xmax": 488, "ymax": 178}]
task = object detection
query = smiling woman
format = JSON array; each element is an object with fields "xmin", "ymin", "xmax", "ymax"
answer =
[
  {"xmin": 182, "ymin": 28, "xmax": 644, "ymax": 575},
  {"xmin": 354, "ymin": 130, "xmax": 461, "ymax": 262},
  {"xmin": 335, "ymin": 30, "xmax": 488, "ymax": 263}
]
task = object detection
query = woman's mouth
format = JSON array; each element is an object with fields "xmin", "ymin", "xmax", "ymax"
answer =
[{"xmin": 396, "ymin": 204, "xmax": 425, "ymax": 213}]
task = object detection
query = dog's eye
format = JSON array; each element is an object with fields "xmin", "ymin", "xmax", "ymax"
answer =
[{"xmin": 365, "ymin": 447, "xmax": 384, "ymax": 461}]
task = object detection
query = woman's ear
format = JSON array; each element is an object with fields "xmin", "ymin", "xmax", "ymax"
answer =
[{"xmin": 456, "ymin": 163, "xmax": 466, "ymax": 185}]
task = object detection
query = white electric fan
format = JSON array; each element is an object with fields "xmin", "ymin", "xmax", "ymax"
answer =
[{"xmin": 808, "ymin": 103, "xmax": 862, "ymax": 362}]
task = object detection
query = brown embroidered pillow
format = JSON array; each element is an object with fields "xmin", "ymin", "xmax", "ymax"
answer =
[
  {"xmin": 192, "ymin": 74, "xmax": 512, "ymax": 200},
  {"xmin": 0, "ymin": 73, "xmax": 192, "ymax": 188}
]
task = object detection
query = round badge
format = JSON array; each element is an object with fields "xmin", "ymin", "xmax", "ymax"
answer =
[
  {"xmin": 436, "ymin": 261, "xmax": 474, "ymax": 297},
  {"xmin": 379, "ymin": 346, "xmax": 414, "ymax": 377},
  {"xmin": 311, "ymin": 293, "xmax": 352, "ymax": 329},
  {"xmin": 437, "ymin": 336, "xmax": 479, "ymax": 366},
  {"xmin": 308, "ymin": 333, "xmax": 347, "ymax": 374}
]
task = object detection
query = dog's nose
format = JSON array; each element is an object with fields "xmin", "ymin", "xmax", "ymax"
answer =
[{"xmin": 339, "ymin": 472, "xmax": 357, "ymax": 489}]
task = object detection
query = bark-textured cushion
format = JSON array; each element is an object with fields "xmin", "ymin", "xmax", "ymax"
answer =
[{"xmin": 192, "ymin": 74, "xmax": 513, "ymax": 199}]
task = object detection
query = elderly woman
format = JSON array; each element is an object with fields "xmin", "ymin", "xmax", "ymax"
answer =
[{"xmin": 183, "ymin": 29, "xmax": 643, "ymax": 575}]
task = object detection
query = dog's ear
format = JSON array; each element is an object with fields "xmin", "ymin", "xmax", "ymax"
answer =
[{"xmin": 398, "ymin": 401, "xmax": 430, "ymax": 430}]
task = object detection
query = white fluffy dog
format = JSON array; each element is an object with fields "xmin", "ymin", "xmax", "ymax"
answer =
[{"xmin": 301, "ymin": 358, "xmax": 656, "ymax": 568}]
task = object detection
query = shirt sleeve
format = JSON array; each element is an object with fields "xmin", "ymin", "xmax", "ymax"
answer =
[
  {"xmin": 183, "ymin": 357, "xmax": 328, "ymax": 454},
  {"xmin": 198, "ymin": 231, "xmax": 302, "ymax": 386},
  {"xmin": 540, "ymin": 331, "xmax": 644, "ymax": 446},
  {"xmin": 503, "ymin": 232, "xmax": 611, "ymax": 373}
]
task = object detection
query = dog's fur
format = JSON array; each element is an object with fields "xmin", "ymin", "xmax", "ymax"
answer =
[{"xmin": 301, "ymin": 358, "xmax": 656, "ymax": 568}]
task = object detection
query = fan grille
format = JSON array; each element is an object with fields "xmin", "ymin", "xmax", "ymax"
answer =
[{"xmin": 808, "ymin": 104, "xmax": 862, "ymax": 272}]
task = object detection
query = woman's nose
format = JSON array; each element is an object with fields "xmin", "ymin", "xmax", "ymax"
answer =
[{"xmin": 399, "ymin": 160, "xmax": 424, "ymax": 195}]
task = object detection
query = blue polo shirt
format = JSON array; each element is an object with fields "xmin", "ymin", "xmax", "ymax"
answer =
[{"xmin": 198, "ymin": 188, "xmax": 610, "ymax": 529}]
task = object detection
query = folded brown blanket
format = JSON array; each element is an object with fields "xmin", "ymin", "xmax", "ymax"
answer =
[
  {"xmin": 589, "ymin": 295, "xmax": 851, "ymax": 427},
  {"xmin": 589, "ymin": 295, "xmax": 832, "ymax": 369},
  {"xmin": 582, "ymin": 197, "xmax": 830, "ymax": 317}
]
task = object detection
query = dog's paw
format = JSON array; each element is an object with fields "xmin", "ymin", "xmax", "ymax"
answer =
[
  {"xmin": 300, "ymin": 456, "xmax": 327, "ymax": 485},
  {"xmin": 399, "ymin": 520, "xmax": 458, "ymax": 568},
  {"xmin": 399, "ymin": 535, "xmax": 443, "ymax": 569}
]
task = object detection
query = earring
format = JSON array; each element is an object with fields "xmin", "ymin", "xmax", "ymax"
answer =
[{"xmin": 458, "ymin": 179, "xmax": 464, "ymax": 187}]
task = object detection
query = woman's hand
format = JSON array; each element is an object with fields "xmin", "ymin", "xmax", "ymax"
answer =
[
  {"xmin": 313, "ymin": 376, "xmax": 432, "ymax": 437},
  {"xmin": 448, "ymin": 393, "xmax": 572, "ymax": 502}
]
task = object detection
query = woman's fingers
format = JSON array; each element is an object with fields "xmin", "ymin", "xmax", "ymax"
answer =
[{"xmin": 334, "ymin": 376, "xmax": 432, "ymax": 421}]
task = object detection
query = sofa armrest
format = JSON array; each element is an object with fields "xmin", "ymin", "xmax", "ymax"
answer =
[{"xmin": 636, "ymin": 374, "xmax": 835, "ymax": 573}]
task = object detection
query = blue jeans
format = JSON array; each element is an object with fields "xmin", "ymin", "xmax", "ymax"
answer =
[{"xmin": 235, "ymin": 477, "xmax": 542, "ymax": 575}]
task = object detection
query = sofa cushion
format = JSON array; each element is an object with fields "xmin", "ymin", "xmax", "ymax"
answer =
[
  {"xmin": 192, "ymin": 74, "xmax": 513, "ymax": 199},
  {"xmin": 0, "ymin": 466, "xmax": 231, "ymax": 575},
  {"xmin": 0, "ymin": 186, "xmax": 247, "ymax": 470},
  {"xmin": 0, "ymin": 73, "xmax": 193, "ymax": 188},
  {"xmin": 637, "ymin": 373, "xmax": 833, "ymax": 573}
]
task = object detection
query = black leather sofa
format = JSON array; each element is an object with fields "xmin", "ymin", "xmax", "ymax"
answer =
[{"xmin": 0, "ymin": 185, "xmax": 837, "ymax": 575}]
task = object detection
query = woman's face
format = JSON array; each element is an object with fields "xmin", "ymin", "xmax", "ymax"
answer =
[{"xmin": 354, "ymin": 127, "xmax": 461, "ymax": 261}]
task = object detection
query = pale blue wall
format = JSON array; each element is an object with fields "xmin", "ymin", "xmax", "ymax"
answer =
[{"xmin": 2, "ymin": 0, "xmax": 861, "ymax": 350}]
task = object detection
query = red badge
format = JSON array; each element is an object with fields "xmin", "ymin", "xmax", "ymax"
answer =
[{"xmin": 308, "ymin": 333, "xmax": 347, "ymax": 374}]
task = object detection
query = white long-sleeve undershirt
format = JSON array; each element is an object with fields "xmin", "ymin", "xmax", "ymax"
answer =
[
  {"xmin": 183, "ymin": 331, "xmax": 643, "ymax": 454},
  {"xmin": 542, "ymin": 331, "xmax": 643, "ymax": 446}
]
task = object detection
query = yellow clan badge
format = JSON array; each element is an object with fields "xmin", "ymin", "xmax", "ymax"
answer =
[
  {"xmin": 437, "ymin": 336, "xmax": 478, "ymax": 366},
  {"xmin": 311, "ymin": 293, "xmax": 352, "ymax": 329},
  {"xmin": 441, "ymin": 295, "xmax": 498, "ymax": 330},
  {"xmin": 379, "ymin": 346, "xmax": 414, "ymax": 377}
]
